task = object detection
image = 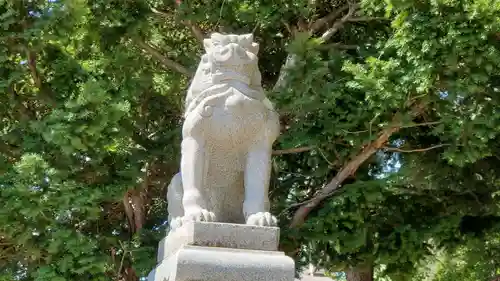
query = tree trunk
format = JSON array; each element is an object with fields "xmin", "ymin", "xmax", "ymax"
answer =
[{"xmin": 345, "ymin": 265, "xmax": 374, "ymax": 281}]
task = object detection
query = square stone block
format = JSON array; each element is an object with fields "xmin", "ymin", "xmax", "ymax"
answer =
[
  {"xmin": 148, "ymin": 245, "xmax": 295, "ymax": 281},
  {"xmin": 157, "ymin": 221, "xmax": 280, "ymax": 262}
]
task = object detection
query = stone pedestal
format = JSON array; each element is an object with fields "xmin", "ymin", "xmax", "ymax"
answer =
[{"xmin": 148, "ymin": 222, "xmax": 295, "ymax": 281}]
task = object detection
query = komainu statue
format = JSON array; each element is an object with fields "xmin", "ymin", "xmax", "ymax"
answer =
[{"xmin": 167, "ymin": 33, "xmax": 280, "ymax": 230}]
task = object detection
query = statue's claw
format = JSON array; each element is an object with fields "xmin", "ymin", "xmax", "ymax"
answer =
[
  {"xmin": 182, "ymin": 208, "xmax": 217, "ymax": 224},
  {"xmin": 246, "ymin": 212, "xmax": 277, "ymax": 227}
]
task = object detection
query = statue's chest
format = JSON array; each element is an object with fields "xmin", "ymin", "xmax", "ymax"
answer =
[
  {"xmin": 223, "ymin": 91, "xmax": 260, "ymax": 113},
  {"xmin": 204, "ymin": 89, "xmax": 269, "ymax": 143}
]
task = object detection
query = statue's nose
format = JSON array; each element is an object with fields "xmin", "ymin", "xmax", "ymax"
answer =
[{"xmin": 235, "ymin": 45, "xmax": 247, "ymax": 58}]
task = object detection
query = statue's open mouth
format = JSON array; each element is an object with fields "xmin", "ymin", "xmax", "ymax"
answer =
[{"xmin": 209, "ymin": 42, "xmax": 256, "ymax": 65}]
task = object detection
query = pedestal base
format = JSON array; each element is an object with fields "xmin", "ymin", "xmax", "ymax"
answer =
[{"xmin": 147, "ymin": 222, "xmax": 295, "ymax": 281}]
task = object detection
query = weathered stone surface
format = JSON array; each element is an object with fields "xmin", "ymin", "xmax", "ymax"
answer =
[
  {"xmin": 157, "ymin": 221, "xmax": 280, "ymax": 262},
  {"xmin": 167, "ymin": 33, "xmax": 281, "ymax": 230},
  {"xmin": 148, "ymin": 33, "xmax": 294, "ymax": 281},
  {"xmin": 149, "ymin": 246, "xmax": 295, "ymax": 281}
]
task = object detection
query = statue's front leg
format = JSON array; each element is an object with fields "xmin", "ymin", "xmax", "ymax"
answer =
[
  {"xmin": 167, "ymin": 173, "xmax": 184, "ymax": 231},
  {"xmin": 243, "ymin": 134, "xmax": 277, "ymax": 227},
  {"xmin": 180, "ymin": 118, "xmax": 216, "ymax": 224}
]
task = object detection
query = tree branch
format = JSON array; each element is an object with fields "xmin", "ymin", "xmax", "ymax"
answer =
[
  {"xmin": 134, "ymin": 39, "xmax": 191, "ymax": 76},
  {"xmin": 384, "ymin": 144, "xmax": 450, "ymax": 153},
  {"xmin": 346, "ymin": 16, "xmax": 389, "ymax": 22},
  {"xmin": 318, "ymin": 43, "xmax": 359, "ymax": 50},
  {"xmin": 26, "ymin": 50, "xmax": 42, "ymax": 89},
  {"xmin": 341, "ymin": 129, "xmax": 368, "ymax": 134},
  {"xmin": 289, "ymin": 106, "xmax": 425, "ymax": 228},
  {"xmin": 400, "ymin": 121, "xmax": 442, "ymax": 128},
  {"xmin": 117, "ymin": 241, "xmax": 127, "ymax": 279},
  {"xmin": 150, "ymin": 7, "xmax": 168, "ymax": 17},
  {"xmin": 273, "ymin": 146, "xmax": 315, "ymax": 156},
  {"xmin": 0, "ymin": 141, "xmax": 21, "ymax": 162},
  {"xmin": 290, "ymin": 125, "xmax": 398, "ymax": 227},
  {"xmin": 309, "ymin": 4, "xmax": 350, "ymax": 32},
  {"xmin": 273, "ymin": 2, "xmax": 367, "ymax": 92},
  {"xmin": 320, "ymin": 3, "xmax": 360, "ymax": 41},
  {"xmin": 185, "ymin": 20, "xmax": 205, "ymax": 43},
  {"xmin": 151, "ymin": 8, "xmax": 205, "ymax": 43},
  {"xmin": 24, "ymin": 48, "xmax": 57, "ymax": 107},
  {"xmin": 281, "ymin": 186, "xmax": 342, "ymax": 216}
]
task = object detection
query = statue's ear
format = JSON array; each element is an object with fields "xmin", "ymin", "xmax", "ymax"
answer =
[
  {"xmin": 239, "ymin": 34, "xmax": 253, "ymax": 46},
  {"xmin": 203, "ymin": 38, "xmax": 212, "ymax": 53},
  {"xmin": 238, "ymin": 34, "xmax": 258, "ymax": 54},
  {"xmin": 248, "ymin": 42, "xmax": 259, "ymax": 55}
]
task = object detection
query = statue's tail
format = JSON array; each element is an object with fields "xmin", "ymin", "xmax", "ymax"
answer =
[{"xmin": 167, "ymin": 172, "xmax": 184, "ymax": 229}]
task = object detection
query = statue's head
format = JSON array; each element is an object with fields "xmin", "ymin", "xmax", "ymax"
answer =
[
  {"xmin": 203, "ymin": 33, "xmax": 259, "ymax": 61},
  {"xmin": 200, "ymin": 33, "xmax": 260, "ymax": 85},
  {"xmin": 185, "ymin": 33, "xmax": 265, "ymax": 115}
]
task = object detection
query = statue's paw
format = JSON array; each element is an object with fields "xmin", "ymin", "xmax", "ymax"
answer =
[
  {"xmin": 182, "ymin": 208, "xmax": 217, "ymax": 223},
  {"xmin": 246, "ymin": 212, "xmax": 277, "ymax": 227}
]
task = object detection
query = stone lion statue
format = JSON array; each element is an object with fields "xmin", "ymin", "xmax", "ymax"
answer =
[{"xmin": 167, "ymin": 33, "xmax": 280, "ymax": 230}]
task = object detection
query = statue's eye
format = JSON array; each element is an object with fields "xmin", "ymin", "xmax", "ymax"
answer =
[{"xmin": 220, "ymin": 47, "xmax": 230, "ymax": 56}]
